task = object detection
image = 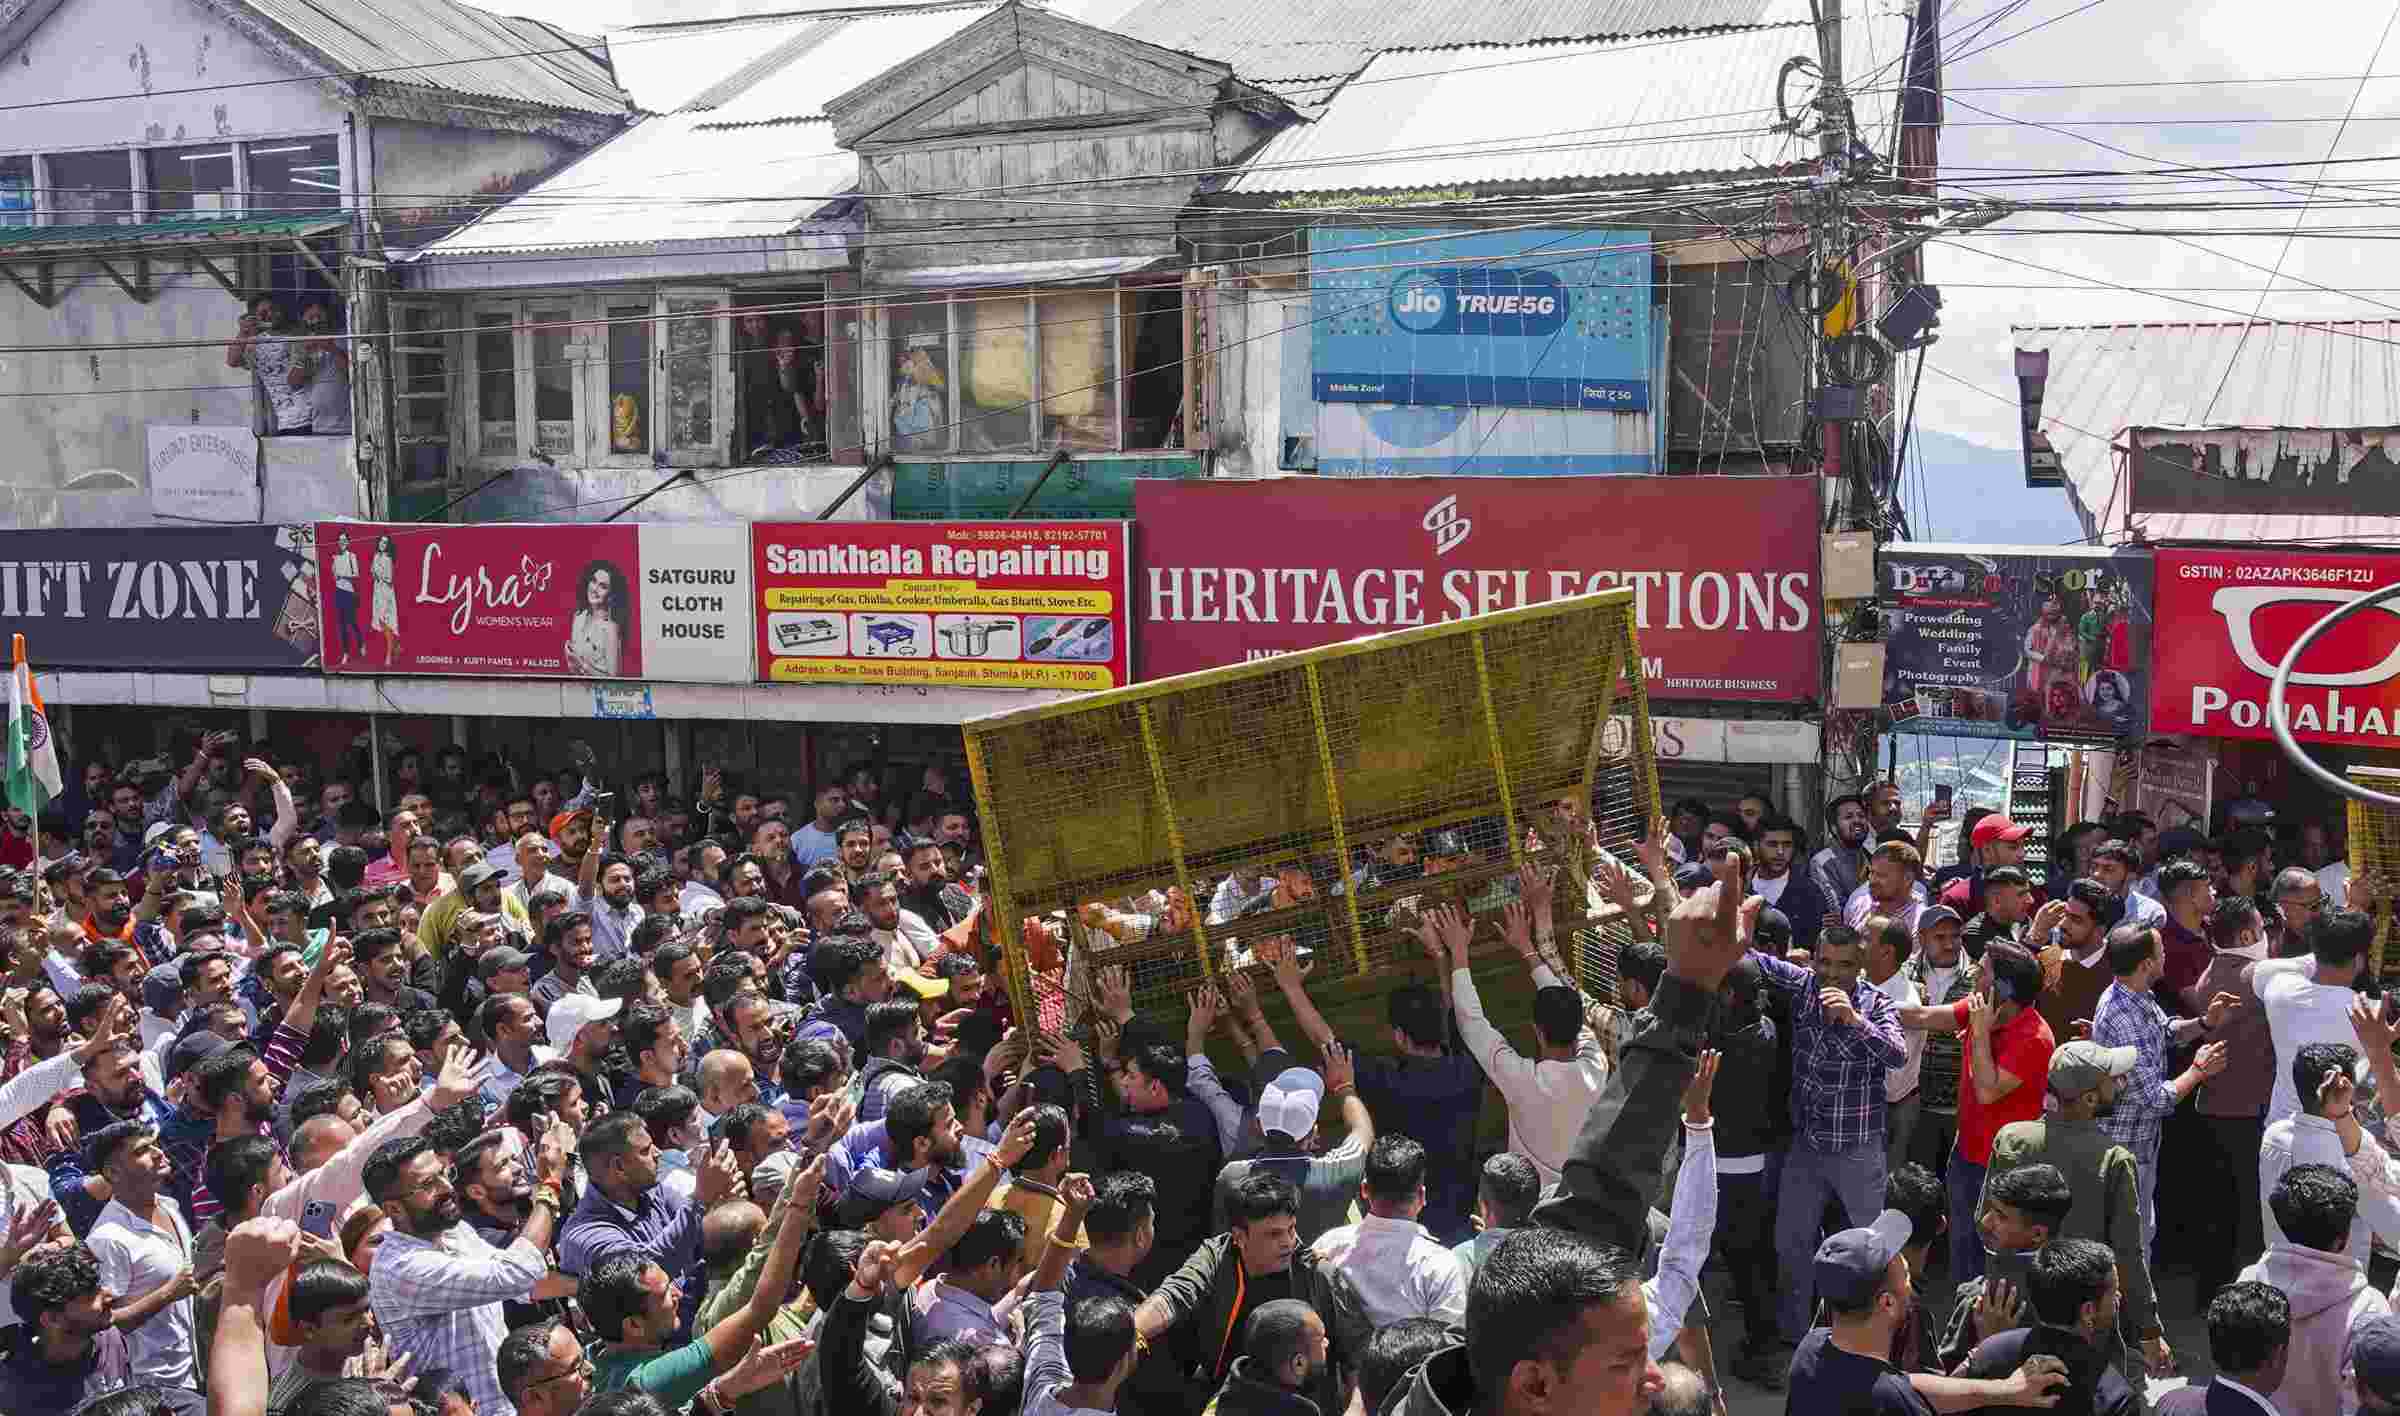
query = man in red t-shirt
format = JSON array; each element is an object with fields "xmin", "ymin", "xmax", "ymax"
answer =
[{"xmin": 1896, "ymin": 939, "xmax": 2055, "ymax": 1282}]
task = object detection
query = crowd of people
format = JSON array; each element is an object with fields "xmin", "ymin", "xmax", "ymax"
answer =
[{"xmin": 0, "ymin": 730, "xmax": 2390, "ymax": 1416}]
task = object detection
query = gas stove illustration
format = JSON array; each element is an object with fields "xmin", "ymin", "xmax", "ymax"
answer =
[
  {"xmin": 773, "ymin": 617, "xmax": 841, "ymax": 650},
  {"xmin": 861, "ymin": 619, "xmax": 919, "ymax": 654}
]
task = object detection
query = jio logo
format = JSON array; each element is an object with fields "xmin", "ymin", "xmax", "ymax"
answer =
[{"xmin": 1390, "ymin": 274, "xmax": 1447, "ymax": 331}]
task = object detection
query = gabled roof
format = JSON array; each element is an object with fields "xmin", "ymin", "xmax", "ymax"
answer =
[
  {"xmin": 230, "ymin": 0, "xmax": 627, "ymax": 116},
  {"xmin": 2016, "ymin": 319, "xmax": 2400, "ymax": 546},
  {"xmin": 1221, "ymin": 14, "xmax": 1905, "ymax": 195},
  {"xmin": 1104, "ymin": 0, "xmax": 1788, "ymax": 104}
]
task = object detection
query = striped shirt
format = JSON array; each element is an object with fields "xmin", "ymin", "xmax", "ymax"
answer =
[{"xmin": 1750, "ymin": 950, "xmax": 1911, "ymax": 1151}]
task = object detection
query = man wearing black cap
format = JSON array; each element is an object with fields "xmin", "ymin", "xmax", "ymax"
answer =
[{"xmin": 1787, "ymin": 1209, "xmax": 2066, "ymax": 1413}]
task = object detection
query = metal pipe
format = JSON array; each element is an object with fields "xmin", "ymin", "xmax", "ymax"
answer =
[
  {"xmin": 1008, "ymin": 450, "xmax": 1072, "ymax": 519},
  {"xmin": 815, "ymin": 453, "xmax": 893, "ymax": 520},
  {"xmin": 2267, "ymin": 579, "xmax": 2400, "ymax": 808},
  {"xmin": 604, "ymin": 468, "xmax": 696, "ymax": 523}
]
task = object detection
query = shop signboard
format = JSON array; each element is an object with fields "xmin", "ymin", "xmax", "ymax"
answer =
[
  {"xmin": 0, "ymin": 524, "xmax": 320, "ymax": 671},
  {"xmin": 1309, "ymin": 227, "xmax": 1653, "ymax": 412},
  {"xmin": 147, "ymin": 425, "xmax": 261, "ymax": 524},
  {"xmin": 2152, "ymin": 546, "xmax": 2400, "ymax": 746},
  {"xmin": 315, "ymin": 522, "xmax": 754, "ymax": 681},
  {"xmin": 1133, "ymin": 475, "xmax": 1819, "ymax": 702},
  {"xmin": 1879, "ymin": 544, "xmax": 2152, "ymax": 743},
  {"xmin": 754, "ymin": 521, "xmax": 1132, "ymax": 691}
]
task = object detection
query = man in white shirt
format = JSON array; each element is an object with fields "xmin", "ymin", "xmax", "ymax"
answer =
[
  {"xmin": 1865, "ymin": 907, "xmax": 1929, "ymax": 1176},
  {"xmin": 2255, "ymin": 909, "xmax": 2375, "ymax": 1126},
  {"xmin": 2260, "ymin": 1040, "xmax": 2400, "ymax": 1266},
  {"xmin": 1440, "ymin": 895, "xmax": 1603, "ymax": 1188},
  {"xmin": 859, "ymin": 872, "xmax": 939, "ymax": 974},
  {"xmin": 86, "ymin": 1120, "xmax": 200, "ymax": 1387},
  {"xmin": 1308, "ymin": 1134, "xmax": 1467, "ymax": 1331}
]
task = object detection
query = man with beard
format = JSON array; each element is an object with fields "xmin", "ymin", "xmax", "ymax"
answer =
[
  {"xmin": 557, "ymin": 1108, "xmax": 742, "ymax": 1279},
  {"xmin": 858, "ymin": 1000, "xmax": 932, "ymax": 1124},
  {"xmin": 0, "ymin": 980, "xmax": 69, "ymax": 1166},
  {"xmin": 455, "ymin": 1127, "xmax": 582, "ymax": 1333},
  {"xmin": 898, "ymin": 837, "xmax": 965, "ymax": 936},
  {"xmin": 749, "ymin": 819, "xmax": 807, "ymax": 909},
  {"xmin": 355, "ymin": 928, "xmax": 437, "ymax": 1016},
  {"xmin": 548, "ymin": 994, "xmax": 624, "ymax": 1121},
  {"xmin": 1812, "ymin": 794, "xmax": 1873, "ymax": 920},
  {"xmin": 279, "ymin": 833, "xmax": 333, "ymax": 917},
  {"xmin": 1750, "ymin": 816, "xmax": 1831, "ymax": 955},
  {"xmin": 550, "ymin": 808, "xmax": 597, "ymax": 884},
  {"xmin": 365, "ymin": 1116, "xmax": 575, "ymax": 1416},
  {"xmin": 676, "ymin": 843, "xmax": 726, "ymax": 921},
  {"xmin": 1983, "ymin": 1041, "xmax": 2166, "ymax": 1382},
  {"xmin": 79, "ymin": 867, "xmax": 138, "ymax": 951},
  {"xmin": 531, "ymin": 912, "xmax": 599, "ymax": 1015},
  {"xmin": 861, "ymin": 872, "xmax": 939, "ymax": 975},
  {"xmin": 186, "ymin": 1044, "xmax": 295, "ymax": 1224},
  {"xmin": 799, "ymin": 934, "xmax": 890, "ymax": 1056},
  {"xmin": 578, "ymin": 846, "xmax": 645, "ymax": 965}
]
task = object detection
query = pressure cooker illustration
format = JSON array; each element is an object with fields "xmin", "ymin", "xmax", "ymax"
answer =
[{"xmin": 938, "ymin": 618, "xmax": 1015, "ymax": 656}]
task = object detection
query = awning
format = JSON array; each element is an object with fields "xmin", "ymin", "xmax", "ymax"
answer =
[
  {"xmin": 876, "ymin": 254, "xmax": 1172, "ymax": 290},
  {"xmin": 0, "ymin": 212, "xmax": 351, "ymax": 307}
]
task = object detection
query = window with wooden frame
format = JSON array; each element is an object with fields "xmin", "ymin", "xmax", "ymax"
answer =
[
  {"xmin": 391, "ymin": 301, "xmax": 452, "ymax": 488},
  {"xmin": 883, "ymin": 282, "xmax": 1187, "ymax": 455},
  {"xmin": 452, "ymin": 291, "xmax": 734, "ymax": 469}
]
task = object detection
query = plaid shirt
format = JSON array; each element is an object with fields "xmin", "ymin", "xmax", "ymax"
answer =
[
  {"xmin": 1900, "ymin": 954, "xmax": 1980, "ymax": 1114},
  {"xmin": 184, "ymin": 1020, "xmax": 305, "ymax": 1223},
  {"xmin": 2093, "ymin": 981, "xmax": 2180, "ymax": 1151},
  {"xmin": 369, "ymin": 1221, "xmax": 550, "ymax": 1416},
  {"xmin": 1751, "ymin": 950, "xmax": 1910, "ymax": 1151},
  {"xmin": 0, "ymin": 1038, "xmax": 61, "ymax": 1169}
]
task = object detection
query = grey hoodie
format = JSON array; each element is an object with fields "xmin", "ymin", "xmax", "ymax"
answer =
[{"xmin": 2238, "ymin": 1242, "xmax": 2389, "ymax": 1416}]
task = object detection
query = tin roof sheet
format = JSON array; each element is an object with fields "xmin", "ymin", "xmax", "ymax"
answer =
[
  {"xmin": 2015, "ymin": 320, "xmax": 2400, "ymax": 547},
  {"xmin": 693, "ymin": 3, "xmax": 1001, "ymax": 126},
  {"xmin": 1223, "ymin": 11, "xmax": 1908, "ymax": 194},
  {"xmin": 1105, "ymin": 0, "xmax": 1784, "ymax": 90},
  {"xmin": 420, "ymin": 113, "xmax": 854, "ymax": 252},
  {"xmin": 243, "ymin": 0, "xmax": 627, "ymax": 115}
]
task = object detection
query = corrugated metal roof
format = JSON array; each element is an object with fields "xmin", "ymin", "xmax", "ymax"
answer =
[
  {"xmin": 2016, "ymin": 320, "xmax": 2400, "ymax": 546},
  {"xmin": 419, "ymin": 113, "xmax": 853, "ymax": 252},
  {"xmin": 0, "ymin": 211, "xmax": 349, "ymax": 251},
  {"xmin": 693, "ymin": 4, "xmax": 1001, "ymax": 126},
  {"xmin": 1106, "ymin": 0, "xmax": 1784, "ymax": 88},
  {"xmin": 240, "ymin": 0, "xmax": 627, "ymax": 116},
  {"xmin": 1223, "ymin": 12, "xmax": 1906, "ymax": 194},
  {"xmin": 606, "ymin": 13, "xmax": 824, "ymax": 113}
]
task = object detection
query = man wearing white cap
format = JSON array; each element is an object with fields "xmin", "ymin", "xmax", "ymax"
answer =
[
  {"xmin": 547, "ymin": 993, "xmax": 623, "ymax": 1119},
  {"xmin": 1212, "ymin": 1047, "xmax": 1371, "ymax": 1246}
]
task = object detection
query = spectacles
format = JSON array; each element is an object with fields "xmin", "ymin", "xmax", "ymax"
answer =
[
  {"xmin": 2209, "ymin": 585, "xmax": 2400, "ymax": 686},
  {"xmin": 528, "ymin": 1357, "xmax": 596, "ymax": 1390}
]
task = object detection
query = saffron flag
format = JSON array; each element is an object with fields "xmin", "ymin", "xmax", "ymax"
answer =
[{"xmin": 7, "ymin": 635, "xmax": 61, "ymax": 821}]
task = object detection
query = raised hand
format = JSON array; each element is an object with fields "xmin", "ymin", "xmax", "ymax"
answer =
[
  {"xmin": 851, "ymin": 1238, "xmax": 900, "ymax": 1295},
  {"xmin": 0, "ymin": 1197, "xmax": 58, "ymax": 1268},
  {"xmin": 1820, "ymin": 987, "xmax": 1860, "ymax": 1030},
  {"xmin": 1222, "ymin": 967, "xmax": 1261, "ymax": 1019},
  {"xmin": 1966, "ymin": 986, "xmax": 1994, "ymax": 1036},
  {"xmin": 2202, "ymin": 991, "xmax": 2243, "ymax": 1031},
  {"xmin": 696, "ymin": 1139, "xmax": 743, "ymax": 1205},
  {"xmin": 1187, "ymin": 985, "xmax": 1222, "ymax": 1045},
  {"xmin": 721, "ymin": 1336, "xmax": 816, "ymax": 1398},
  {"xmin": 43, "ymin": 1106, "xmax": 76, "ymax": 1152},
  {"xmin": 1057, "ymin": 1171, "xmax": 1096, "ymax": 1217},
  {"xmin": 2354, "ymin": 993, "xmax": 2398, "ymax": 1059},
  {"xmin": 535, "ymin": 1117, "xmax": 574, "ymax": 1186},
  {"xmin": 427, "ymin": 1044, "xmax": 489, "ymax": 1110},
  {"xmin": 1518, "ymin": 861, "xmax": 1556, "ymax": 918},
  {"xmin": 1500, "ymin": 901, "xmax": 1535, "ymax": 960},
  {"xmin": 1681, "ymin": 1048, "xmax": 1720, "ymax": 1126},
  {"xmin": 994, "ymin": 1106, "xmax": 1041, "ymax": 1168},
  {"xmin": 1040, "ymin": 1030, "xmax": 1087, "ymax": 1075},
  {"xmin": 1636, "ymin": 814, "xmax": 1671, "ymax": 878},
  {"xmin": 802, "ymin": 1090, "xmax": 854, "ymax": 1154},
  {"xmin": 1089, "ymin": 1016, "xmax": 1121, "ymax": 1063},
  {"xmin": 1320, "ymin": 1040, "xmax": 1356, "ymax": 1095},
  {"xmin": 1662, "ymin": 850, "xmax": 1746, "ymax": 990},
  {"xmin": 783, "ymin": 1152, "xmax": 827, "ymax": 1221},
  {"xmin": 224, "ymin": 1216, "xmax": 301, "ymax": 1296},
  {"xmin": 1977, "ymin": 1278, "xmax": 2024, "ymax": 1342},
  {"xmin": 1096, "ymin": 965, "xmax": 1134, "ymax": 1023}
]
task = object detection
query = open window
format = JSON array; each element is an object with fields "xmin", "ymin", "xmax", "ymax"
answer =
[
  {"xmin": 391, "ymin": 302, "xmax": 453, "ymax": 488},
  {"xmin": 451, "ymin": 290, "xmax": 736, "ymax": 469},
  {"xmin": 883, "ymin": 282, "xmax": 1188, "ymax": 455}
]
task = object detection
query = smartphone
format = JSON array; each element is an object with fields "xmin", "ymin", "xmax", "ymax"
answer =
[
  {"xmin": 592, "ymin": 790, "xmax": 617, "ymax": 814},
  {"xmin": 1934, "ymin": 784, "xmax": 1954, "ymax": 807}
]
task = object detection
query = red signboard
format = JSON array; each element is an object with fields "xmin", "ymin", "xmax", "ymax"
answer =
[
  {"xmin": 754, "ymin": 521, "xmax": 1131, "ymax": 691},
  {"xmin": 317, "ymin": 522, "xmax": 644, "ymax": 679},
  {"xmin": 2153, "ymin": 546, "xmax": 2400, "ymax": 745},
  {"xmin": 1134, "ymin": 476, "xmax": 1821, "ymax": 701}
]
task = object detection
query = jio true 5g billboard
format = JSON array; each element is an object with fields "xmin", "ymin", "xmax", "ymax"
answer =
[{"xmin": 1308, "ymin": 227, "xmax": 1653, "ymax": 411}]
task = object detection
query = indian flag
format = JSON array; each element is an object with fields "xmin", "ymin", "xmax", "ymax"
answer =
[{"xmin": 7, "ymin": 635, "xmax": 60, "ymax": 820}]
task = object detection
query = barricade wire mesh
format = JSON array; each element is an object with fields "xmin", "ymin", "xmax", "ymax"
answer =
[
  {"xmin": 2349, "ymin": 764, "xmax": 2400, "ymax": 978},
  {"xmin": 965, "ymin": 589, "xmax": 1661, "ymax": 1041}
]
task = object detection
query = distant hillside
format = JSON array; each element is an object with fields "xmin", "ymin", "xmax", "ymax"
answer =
[{"xmin": 1900, "ymin": 427, "xmax": 2088, "ymax": 547}]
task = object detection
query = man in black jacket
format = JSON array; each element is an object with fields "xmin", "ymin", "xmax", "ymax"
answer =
[
  {"xmin": 1131, "ymin": 1171, "xmax": 1361, "ymax": 1416},
  {"xmin": 1211, "ymin": 1299, "xmax": 1332, "ymax": 1416},
  {"xmin": 1955, "ymin": 1237, "xmax": 2137, "ymax": 1416}
]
